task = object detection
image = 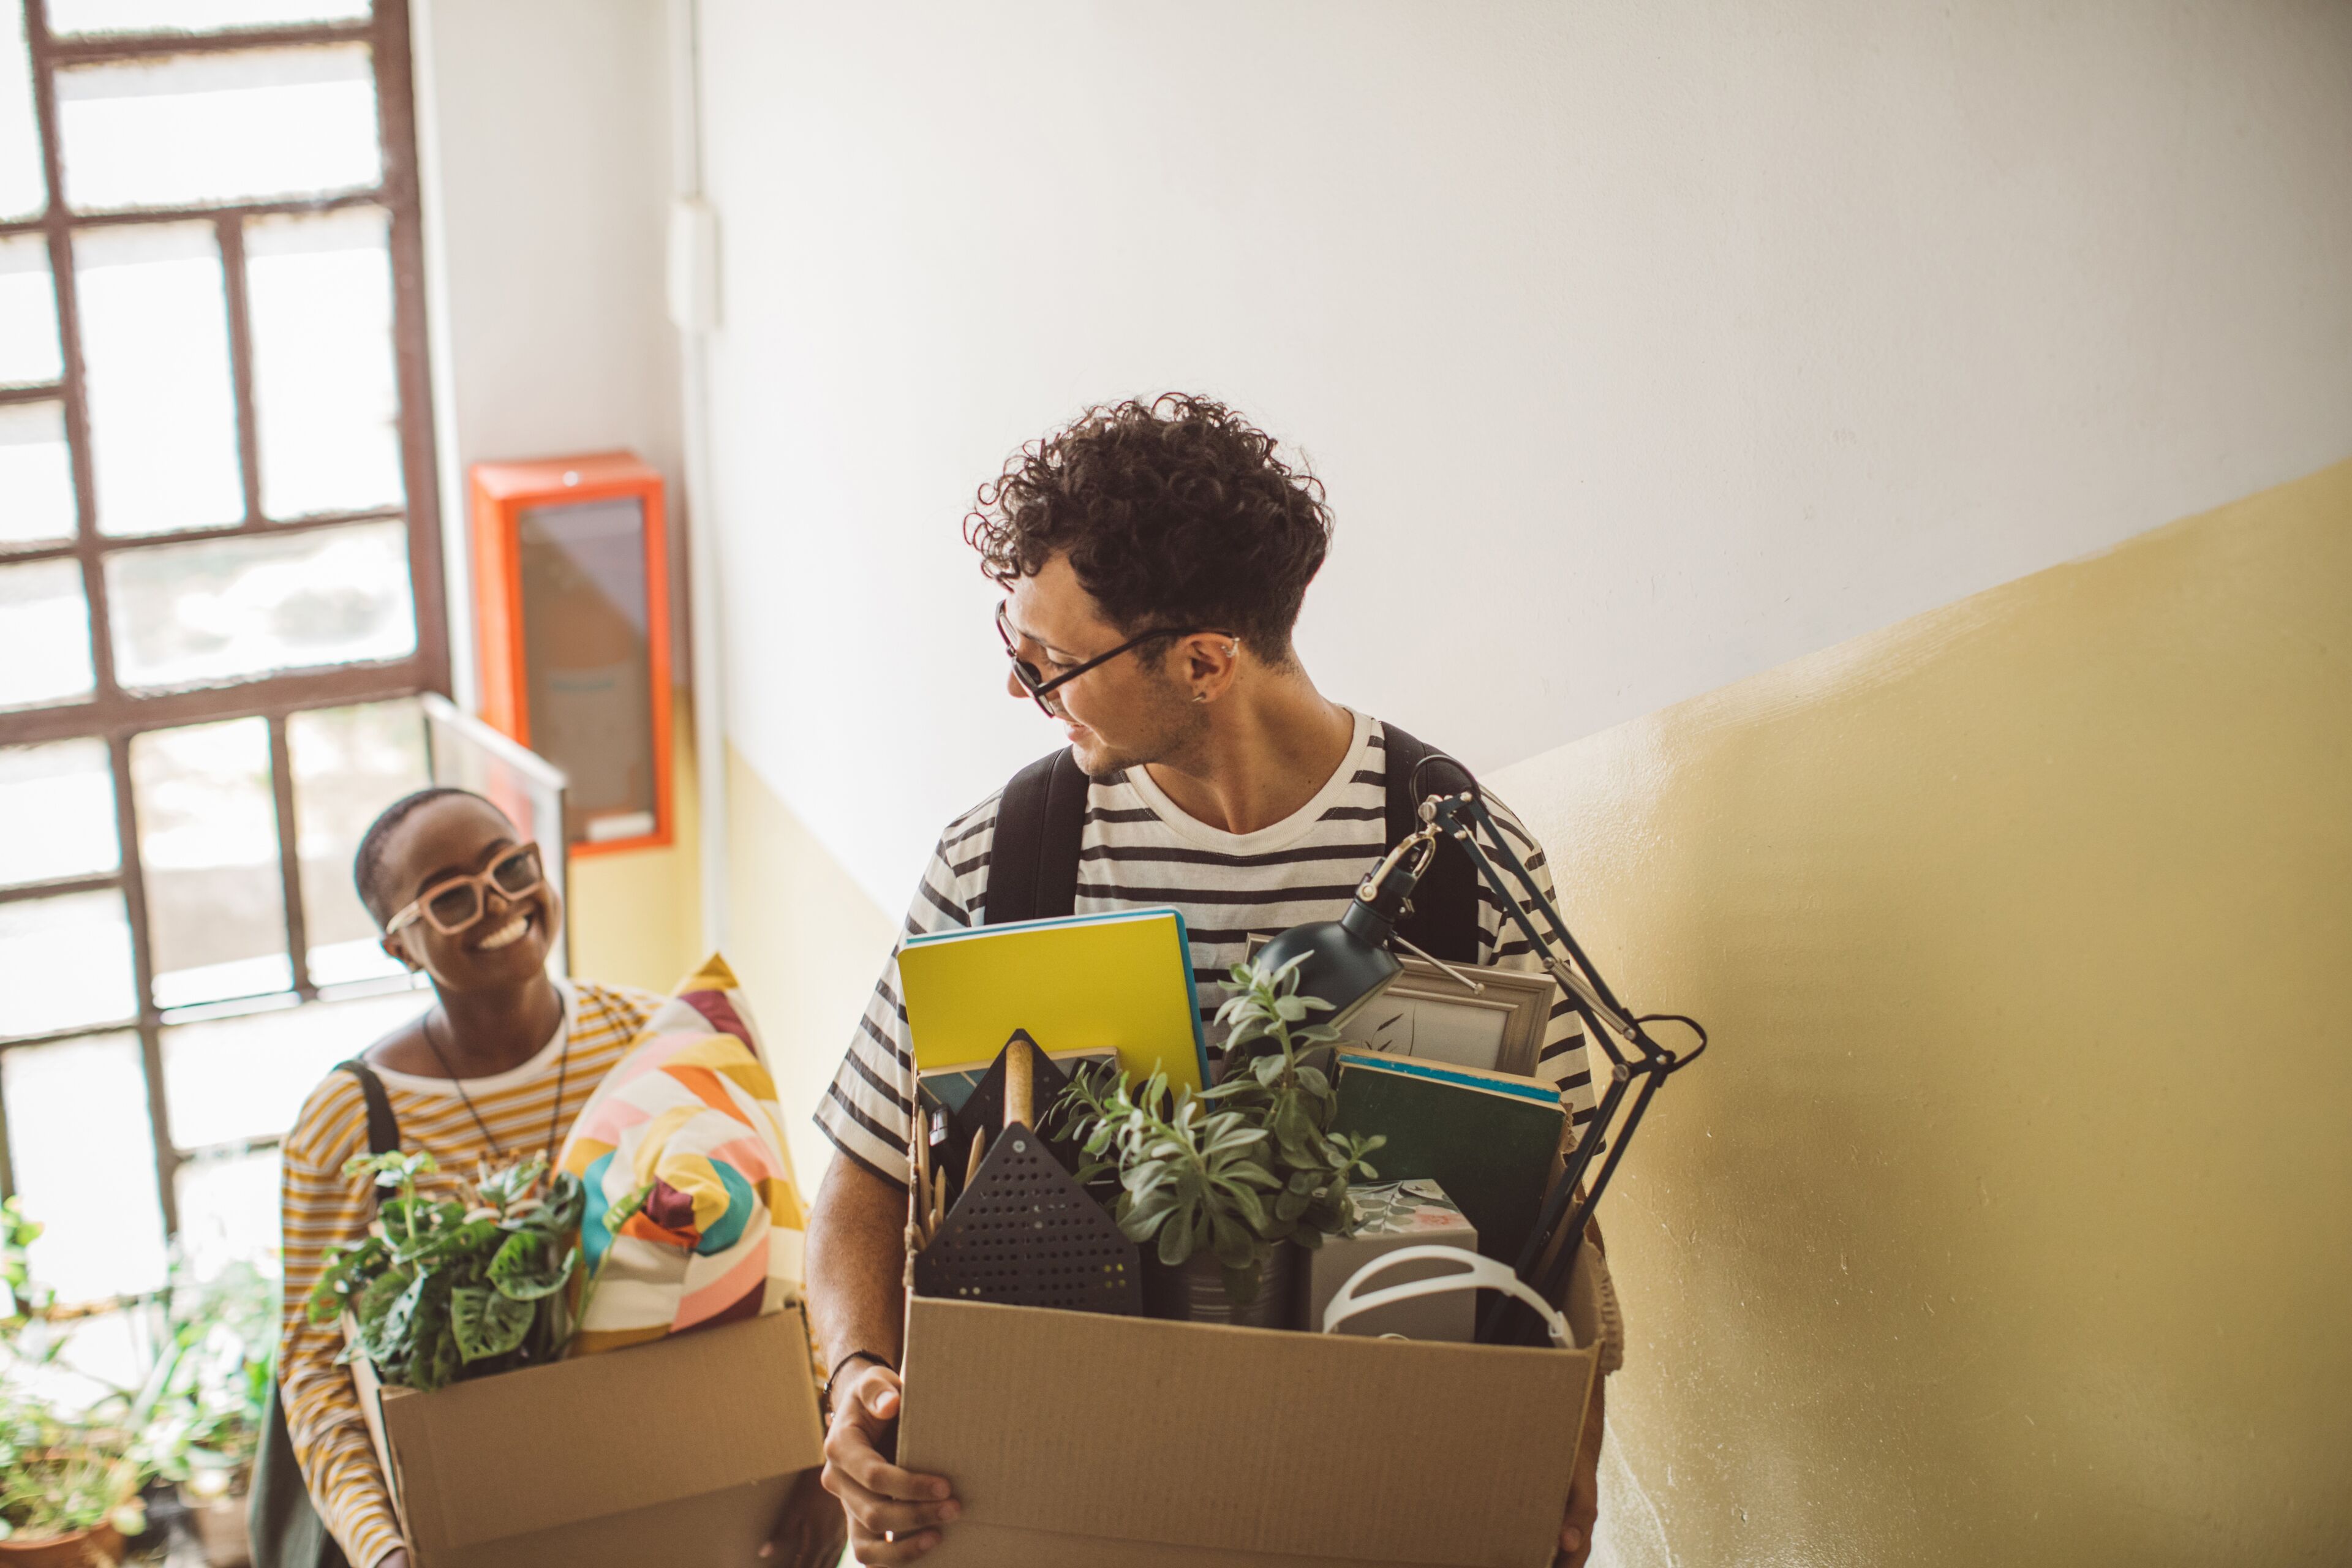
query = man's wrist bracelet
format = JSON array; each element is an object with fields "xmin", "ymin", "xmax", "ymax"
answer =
[{"xmin": 822, "ymin": 1349, "xmax": 895, "ymax": 1414}]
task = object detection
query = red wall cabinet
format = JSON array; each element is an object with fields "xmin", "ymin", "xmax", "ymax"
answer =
[{"xmin": 468, "ymin": 451, "xmax": 673, "ymax": 856}]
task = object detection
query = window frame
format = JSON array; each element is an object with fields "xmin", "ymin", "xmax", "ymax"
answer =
[{"xmin": 0, "ymin": 0, "xmax": 445, "ymax": 1256}]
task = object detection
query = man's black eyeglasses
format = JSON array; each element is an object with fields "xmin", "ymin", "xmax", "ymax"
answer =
[{"xmin": 995, "ymin": 600, "xmax": 1229, "ymax": 716}]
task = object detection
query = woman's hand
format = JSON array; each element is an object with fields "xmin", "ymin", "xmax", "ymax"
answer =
[{"xmin": 817, "ymin": 1362, "xmax": 959, "ymax": 1563}]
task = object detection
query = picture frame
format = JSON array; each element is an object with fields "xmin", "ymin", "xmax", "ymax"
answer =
[{"xmin": 1245, "ymin": 935, "xmax": 1557, "ymax": 1077}]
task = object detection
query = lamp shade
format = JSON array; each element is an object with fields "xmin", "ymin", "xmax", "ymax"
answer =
[{"xmin": 1250, "ymin": 896, "xmax": 1404, "ymax": 1031}]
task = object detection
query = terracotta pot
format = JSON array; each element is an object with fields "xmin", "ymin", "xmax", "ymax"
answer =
[
  {"xmin": 180, "ymin": 1488, "xmax": 251, "ymax": 1568},
  {"xmin": 0, "ymin": 1521, "xmax": 126, "ymax": 1568}
]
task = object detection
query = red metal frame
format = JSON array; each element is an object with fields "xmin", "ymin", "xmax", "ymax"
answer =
[{"xmin": 467, "ymin": 451, "xmax": 673, "ymax": 857}]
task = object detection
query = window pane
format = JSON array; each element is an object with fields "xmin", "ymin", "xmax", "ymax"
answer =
[
  {"xmin": 248, "ymin": 208, "xmax": 402, "ymax": 518},
  {"xmin": 0, "ymin": 737, "xmax": 118, "ymax": 886},
  {"xmin": 130, "ymin": 717, "xmax": 290, "ymax": 1009},
  {"xmin": 0, "ymin": 0, "xmax": 43, "ymax": 221},
  {"xmin": 164, "ymin": 988, "xmax": 423, "ymax": 1148},
  {"xmin": 0, "ymin": 233, "xmax": 62, "ymax": 387},
  {"xmin": 51, "ymin": 0, "xmax": 371, "ymax": 32},
  {"xmin": 0, "ymin": 401, "xmax": 77, "ymax": 545},
  {"xmin": 287, "ymin": 698, "xmax": 426, "ymax": 984},
  {"xmin": 0, "ymin": 557, "xmax": 96, "ymax": 710},
  {"xmin": 105, "ymin": 520, "xmax": 417, "ymax": 690},
  {"xmin": 1, "ymin": 1032, "xmax": 168, "ymax": 1303},
  {"xmin": 56, "ymin": 45, "xmax": 380, "ymax": 213},
  {"xmin": 75, "ymin": 222, "xmax": 244, "ymax": 537},
  {"xmin": 0, "ymin": 891, "xmax": 137, "ymax": 1037},
  {"xmin": 173, "ymin": 1148, "xmax": 281, "ymax": 1282}
]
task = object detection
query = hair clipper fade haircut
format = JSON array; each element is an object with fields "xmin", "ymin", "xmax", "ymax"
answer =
[
  {"xmin": 353, "ymin": 785, "xmax": 489, "ymax": 925},
  {"xmin": 964, "ymin": 394, "xmax": 1334, "ymax": 662}
]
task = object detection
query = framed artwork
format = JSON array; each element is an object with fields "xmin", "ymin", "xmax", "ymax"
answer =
[{"xmin": 1245, "ymin": 937, "xmax": 1556, "ymax": 1077}]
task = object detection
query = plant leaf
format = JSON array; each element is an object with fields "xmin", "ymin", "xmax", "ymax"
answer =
[
  {"xmin": 449, "ymin": 1284, "xmax": 534, "ymax": 1362},
  {"xmin": 488, "ymin": 1233, "xmax": 575, "ymax": 1301}
]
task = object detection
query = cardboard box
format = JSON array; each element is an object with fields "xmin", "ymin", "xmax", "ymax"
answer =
[
  {"xmin": 349, "ymin": 1306, "xmax": 824, "ymax": 1568},
  {"xmin": 1302, "ymin": 1179, "xmax": 1480, "ymax": 1341},
  {"xmin": 898, "ymin": 1261, "xmax": 1605, "ymax": 1568}
]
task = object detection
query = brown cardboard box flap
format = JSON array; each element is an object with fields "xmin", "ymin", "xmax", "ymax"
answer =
[
  {"xmin": 355, "ymin": 1306, "xmax": 823, "ymax": 1556},
  {"xmin": 899, "ymin": 1296, "xmax": 1597, "ymax": 1568}
]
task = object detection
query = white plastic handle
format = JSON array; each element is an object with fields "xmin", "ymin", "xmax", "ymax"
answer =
[{"xmin": 1320, "ymin": 1244, "xmax": 1574, "ymax": 1346}]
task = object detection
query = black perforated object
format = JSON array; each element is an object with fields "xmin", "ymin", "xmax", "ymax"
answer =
[{"xmin": 913, "ymin": 1120, "xmax": 1142, "ymax": 1315}]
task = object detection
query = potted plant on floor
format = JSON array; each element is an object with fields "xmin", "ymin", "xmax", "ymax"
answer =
[
  {"xmin": 0, "ymin": 1198, "xmax": 148, "ymax": 1567},
  {"xmin": 1057, "ymin": 956, "xmax": 1385, "ymax": 1324},
  {"xmin": 138, "ymin": 1259, "xmax": 276, "ymax": 1567}
]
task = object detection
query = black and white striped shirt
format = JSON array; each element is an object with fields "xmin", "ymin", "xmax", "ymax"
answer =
[{"xmin": 816, "ymin": 713, "xmax": 1596, "ymax": 1188}]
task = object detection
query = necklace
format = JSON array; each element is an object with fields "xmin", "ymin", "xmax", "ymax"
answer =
[{"xmin": 418, "ymin": 1001, "xmax": 573, "ymax": 1166}]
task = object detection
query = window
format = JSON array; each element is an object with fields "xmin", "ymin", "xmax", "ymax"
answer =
[{"xmin": 0, "ymin": 0, "xmax": 443, "ymax": 1308}]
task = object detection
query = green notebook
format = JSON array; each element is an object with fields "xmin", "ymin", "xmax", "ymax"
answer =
[{"xmin": 1332, "ymin": 1052, "xmax": 1567, "ymax": 1267}]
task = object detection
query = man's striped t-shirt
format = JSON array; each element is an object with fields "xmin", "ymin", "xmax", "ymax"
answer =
[{"xmin": 816, "ymin": 712, "xmax": 1596, "ymax": 1189}]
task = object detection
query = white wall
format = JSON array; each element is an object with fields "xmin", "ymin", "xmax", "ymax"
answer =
[
  {"xmin": 410, "ymin": 0, "xmax": 680, "ymax": 704},
  {"xmin": 693, "ymin": 0, "xmax": 2352, "ymax": 915}
]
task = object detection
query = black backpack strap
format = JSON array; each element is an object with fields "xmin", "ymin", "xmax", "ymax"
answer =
[
  {"xmin": 984, "ymin": 747, "xmax": 1090, "ymax": 926},
  {"xmin": 249, "ymin": 1060, "xmax": 401, "ymax": 1568},
  {"xmin": 336, "ymin": 1058, "xmax": 401, "ymax": 1158},
  {"xmin": 1381, "ymin": 723, "xmax": 1483, "ymax": 963}
]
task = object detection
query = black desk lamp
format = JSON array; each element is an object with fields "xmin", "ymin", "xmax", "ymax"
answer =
[{"xmin": 1253, "ymin": 755, "xmax": 1709, "ymax": 1344}]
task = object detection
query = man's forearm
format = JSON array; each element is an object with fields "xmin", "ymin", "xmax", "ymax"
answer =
[{"xmin": 807, "ymin": 1155, "xmax": 911, "ymax": 1376}]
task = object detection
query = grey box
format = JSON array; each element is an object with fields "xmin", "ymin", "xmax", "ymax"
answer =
[{"xmin": 1302, "ymin": 1179, "xmax": 1480, "ymax": 1340}]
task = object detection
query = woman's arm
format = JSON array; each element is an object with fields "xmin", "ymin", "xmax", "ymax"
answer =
[{"xmin": 277, "ymin": 1080, "xmax": 409, "ymax": 1568}]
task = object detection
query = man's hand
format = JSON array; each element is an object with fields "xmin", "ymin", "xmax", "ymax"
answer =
[
  {"xmin": 818, "ymin": 1360, "xmax": 959, "ymax": 1564},
  {"xmin": 1555, "ymin": 1379, "xmax": 1605, "ymax": 1567},
  {"xmin": 760, "ymin": 1463, "xmax": 850, "ymax": 1567}
]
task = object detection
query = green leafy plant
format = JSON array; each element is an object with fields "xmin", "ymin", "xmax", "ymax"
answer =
[
  {"xmin": 306, "ymin": 1150, "xmax": 582, "ymax": 1392},
  {"xmin": 0, "ymin": 1201, "xmax": 148, "ymax": 1545},
  {"xmin": 1057, "ymin": 956, "xmax": 1384, "ymax": 1303},
  {"xmin": 137, "ymin": 1258, "xmax": 277, "ymax": 1499}
]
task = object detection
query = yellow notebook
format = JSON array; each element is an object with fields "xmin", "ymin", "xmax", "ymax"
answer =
[{"xmin": 899, "ymin": 909, "xmax": 1210, "ymax": 1094}]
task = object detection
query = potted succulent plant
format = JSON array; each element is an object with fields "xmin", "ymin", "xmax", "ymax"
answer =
[{"xmin": 1057, "ymin": 956, "xmax": 1384, "ymax": 1325}]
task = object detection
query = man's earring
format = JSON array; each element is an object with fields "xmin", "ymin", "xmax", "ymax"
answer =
[{"xmin": 1193, "ymin": 692, "xmax": 1208, "ymax": 704}]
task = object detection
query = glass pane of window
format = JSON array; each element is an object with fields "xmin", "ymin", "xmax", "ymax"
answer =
[
  {"xmin": 75, "ymin": 222, "xmax": 243, "ymax": 537},
  {"xmin": 287, "ymin": 698, "xmax": 426, "ymax": 984},
  {"xmin": 0, "ymin": 890, "xmax": 137, "ymax": 1037},
  {"xmin": 50, "ymin": 0, "xmax": 371, "ymax": 32},
  {"xmin": 248, "ymin": 208, "xmax": 402, "ymax": 519},
  {"xmin": 0, "ymin": 557, "xmax": 96, "ymax": 710},
  {"xmin": 0, "ymin": 401, "xmax": 77, "ymax": 545},
  {"xmin": 163, "ymin": 987, "xmax": 423, "ymax": 1148},
  {"xmin": 56, "ymin": 45, "xmax": 380, "ymax": 213},
  {"xmin": 0, "ymin": 737, "xmax": 118, "ymax": 886},
  {"xmin": 130, "ymin": 717, "xmax": 291, "ymax": 1009},
  {"xmin": 173, "ymin": 1147, "xmax": 280, "ymax": 1282},
  {"xmin": 0, "ymin": 233, "xmax": 62, "ymax": 386},
  {"xmin": 520, "ymin": 498, "xmax": 656, "ymax": 843},
  {"xmin": 1, "ymin": 1031, "xmax": 168, "ymax": 1303},
  {"xmin": 104, "ymin": 519, "xmax": 417, "ymax": 690},
  {"xmin": 0, "ymin": 0, "xmax": 43, "ymax": 221}
]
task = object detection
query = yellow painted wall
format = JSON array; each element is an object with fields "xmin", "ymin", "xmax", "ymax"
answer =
[
  {"xmin": 719, "ymin": 744, "xmax": 897, "ymax": 1189},
  {"xmin": 565, "ymin": 692, "xmax": 704, "ymax": 995},
  {"xmin": 550, "ymin": 706, "xmax": 894, "ymax": 1188},
  {"xmin": 1492, "ymin": 461, "xmax": 2352, "ymax": 1564}
]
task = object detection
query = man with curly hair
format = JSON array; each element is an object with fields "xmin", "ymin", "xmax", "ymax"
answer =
[{"xmin": 805, "ymin": 394, "xmax": 1613, "ymax": 1567}]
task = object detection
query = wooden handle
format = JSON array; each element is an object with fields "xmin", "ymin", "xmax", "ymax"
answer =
[{"xmin": 1006, "ymin": 1034, "xmax": 1034, "ymax": 1129}]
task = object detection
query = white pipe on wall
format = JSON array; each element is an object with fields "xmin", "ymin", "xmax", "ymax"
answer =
[{"xmin": 666, "ymin": 0, "xmax": 730, "ymax": 954}]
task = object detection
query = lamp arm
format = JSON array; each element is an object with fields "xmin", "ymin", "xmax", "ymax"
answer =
[{"xmin": 1428, "ymin": 796, "xmax": 1645, "ymax": 1050}]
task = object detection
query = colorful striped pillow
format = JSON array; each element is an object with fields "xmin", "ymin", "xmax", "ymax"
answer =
[{"xmin": 557, "ymin": 954, "xmax": 807, "ymax": 1354}]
